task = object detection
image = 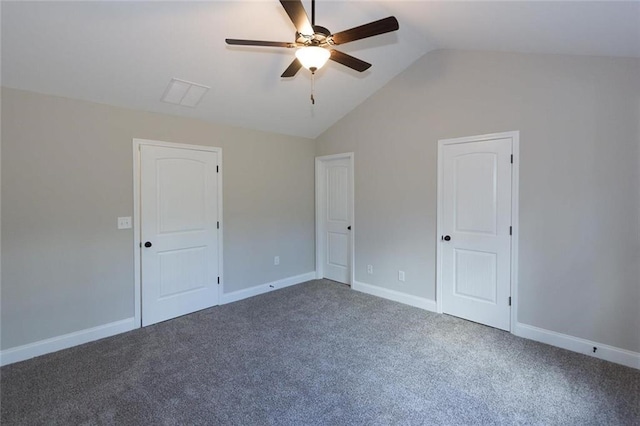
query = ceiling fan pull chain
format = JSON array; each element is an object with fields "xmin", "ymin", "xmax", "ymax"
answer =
[{"xmin": 310, "ymin": 72, "xmax": 316, "ymax": 105}]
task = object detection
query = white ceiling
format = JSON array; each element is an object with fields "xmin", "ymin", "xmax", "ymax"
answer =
[{"xmin": 2, "ymin": 1, "xmax": 639, "ymax": 139}]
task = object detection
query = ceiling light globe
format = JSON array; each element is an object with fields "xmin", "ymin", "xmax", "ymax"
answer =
[{"xmin": 295, "ymin": 47, "xmax": 330, "ymax": 72}]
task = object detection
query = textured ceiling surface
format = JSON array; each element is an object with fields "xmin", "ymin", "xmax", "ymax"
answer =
[{"xmin": 2, "ymin": 1, "xmax": 639, "ymax": 138}]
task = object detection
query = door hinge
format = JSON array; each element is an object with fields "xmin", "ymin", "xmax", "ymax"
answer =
[
  {"xmin": 217, "ymin": 277, "xmax": 220, "ymax": 284},
  {"xmin": 510, "ymin": 154, "xmax": 513, "ymax": 164},
  {"xmin": 217, "ymin": 221, "xmax": 220, "ymax": 229},
  {"xmin": 508, "ymin": 297, "xmax": 512, "ymax": 306},
  {"xmin": 509, "ymin": 226, "xmax": 512, "ymax": 235},
  {"xmin": 216, "ymin": 165, "xmax": 219, "ymax": 173},
  {"xmin": 139, "ymin": 242, "xmax": 142, "ymax": 248}
]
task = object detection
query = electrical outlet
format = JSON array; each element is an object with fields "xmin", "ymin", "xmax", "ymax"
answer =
[
  {"xmin": 367, "ymin": 265, "xmax": 373, "ymax": 274},
  {"xmin": 398, "ymin": 270, "xmax": 405, "ymax": 282},
  {"xmin": 274, "ymin": 256, "xmax": 280, "ymax": 266},
  {"xmin": 117, "ymin": 216, "xmax": 132, "ymax": 229}
]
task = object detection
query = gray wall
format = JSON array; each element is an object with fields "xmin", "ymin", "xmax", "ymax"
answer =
[
  {"xmin": 316, "ymin": 50, "xmax": 640, "ymax": 352},
  {"xmin": 3, "ymin": 49, "xmax": 640, "ymax": 355},
  {"xmin": 1, "ymin": 88, "xmax": 316, "ymax": 350}
]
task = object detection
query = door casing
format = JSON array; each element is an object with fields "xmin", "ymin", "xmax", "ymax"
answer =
[
  {"xmin": 133, "ymin": 138, "xmax": 223, "ymax": 328},
  {"xmin": 315, "ymin": 153, "xmax": 355, "ymax": 285},
  {"xmin": 436, "ymin": 131, "xmax": 519, "ymax": 332}
]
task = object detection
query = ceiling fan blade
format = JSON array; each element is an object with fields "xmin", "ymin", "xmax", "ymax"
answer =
[
  {"xmin": 330, "ymin": 16, "xmax": 399, "ymax": 46},
  {"xmin": 330, "ymin": 50, "xmax": 371, "ymax": 72},
  {"xmin": 226, "ymin": 39, "xmax": 297, "ymax": 48},
  {"xmin": 281, "ymin": 58, "xmax": 303, "ymax": 78},
  {"xmin": 280, "ymin": 0, "xmax": 314, "ymax": 35}
]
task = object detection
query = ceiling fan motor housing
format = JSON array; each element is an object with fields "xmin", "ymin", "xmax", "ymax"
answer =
[{"xmin": 296, "ymin": 25, "xmax": 332, "ymax": 46}]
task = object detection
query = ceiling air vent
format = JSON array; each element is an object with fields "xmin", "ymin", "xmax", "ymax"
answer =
[{"xmin": 161, "ymin": 78, "xmax": 210, "ymax": 108}]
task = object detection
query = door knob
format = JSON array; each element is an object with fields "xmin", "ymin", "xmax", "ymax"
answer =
[
  {"xmin": 144, "ymin": 241, "xmax": 152, "ymax": 248},
  {"xmin": 442, "ymin": 235, "xmax": 451, "ymax": 241},
  {"xmin": 347, "ymin": 226, "xmax": 351, "ymax": 230}
]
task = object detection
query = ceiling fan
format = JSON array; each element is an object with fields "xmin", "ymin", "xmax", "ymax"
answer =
[{"xmin": 225, "ymin": 0, "xmax": 399, "ymax": 80}]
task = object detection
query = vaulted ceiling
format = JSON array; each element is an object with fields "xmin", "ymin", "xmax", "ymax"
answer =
[{"xmin": 2, "ymin": 1, "xmax": 639, "ymax": 138}]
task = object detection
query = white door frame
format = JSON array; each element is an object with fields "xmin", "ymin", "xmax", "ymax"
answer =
[
  {"xmin": 315, "ymin": 153, "xmax": 355, "ymax": 285},
  {"xmin": 132, "ymin": 138, "xmax": 223, "ymax": 328},
  {"xmin": 436, "ymin": 131, "xmax": 519, "ymax": 332}
]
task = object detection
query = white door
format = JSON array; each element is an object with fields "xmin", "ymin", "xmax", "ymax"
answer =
[
  {"xmin": 140, "ymin": 145, "xmax": 220, "ymax": 326},
  {"xmin": 317, "ymin": 156, "xmax": 352, "ymax": 284},
  {"xmin": 440, "ymin": 136, "xmax": 512, "ymax": 331}
]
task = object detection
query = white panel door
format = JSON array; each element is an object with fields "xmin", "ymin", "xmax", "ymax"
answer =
[
  {"xmin": 140, "ymin": 145, "xmax": 219, "ymax": 326},
  {"xmin": 441, "ymin": 137, "xmax": 512, "ymax": 330},
  {"xmin": 322, "ymin": 158, "xmax": 351, "ymax": 284}
]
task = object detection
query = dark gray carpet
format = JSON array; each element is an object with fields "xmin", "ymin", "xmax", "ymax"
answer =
[{"xmin": 1, "ymin": 280, "xmax": 639, "ymax": 425}]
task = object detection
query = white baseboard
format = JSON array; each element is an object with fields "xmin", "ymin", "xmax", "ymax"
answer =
[
  {"xmin": 221, "ymin": 271, "xmax": 316, "ymax": 305},
  {"xmin": 0, "ymin": 317, "xmax": 136, "ymax": 367},
  {"xmin": 514, "ymin": 322, "xmax": 640, "ymax": 370},
  {"xmin": 1, "ymin": 273, "xmax": 316, "ymax": 367},
  {"xmin": 352, "ymin": 280, "xmax": 437, "ymax": 312}
]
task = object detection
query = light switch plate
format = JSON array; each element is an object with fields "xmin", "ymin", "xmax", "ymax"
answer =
[{"xmin": 117, "ymin": 216, "xmax": 132, "ymax": 229}]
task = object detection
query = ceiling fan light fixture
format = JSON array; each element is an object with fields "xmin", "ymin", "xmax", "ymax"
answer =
[{"xmin": 295, "ymin": 46, "xmax": 330, "ymax": 72}]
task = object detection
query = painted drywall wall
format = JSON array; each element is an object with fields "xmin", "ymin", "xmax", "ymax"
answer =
[
  {"xmin": 1, "ymin": 88, "xmax": 315, "ymax": 350},
  {"xmin": 316, "ymin": 50, "xmax": 640, "ymax": 353}
]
